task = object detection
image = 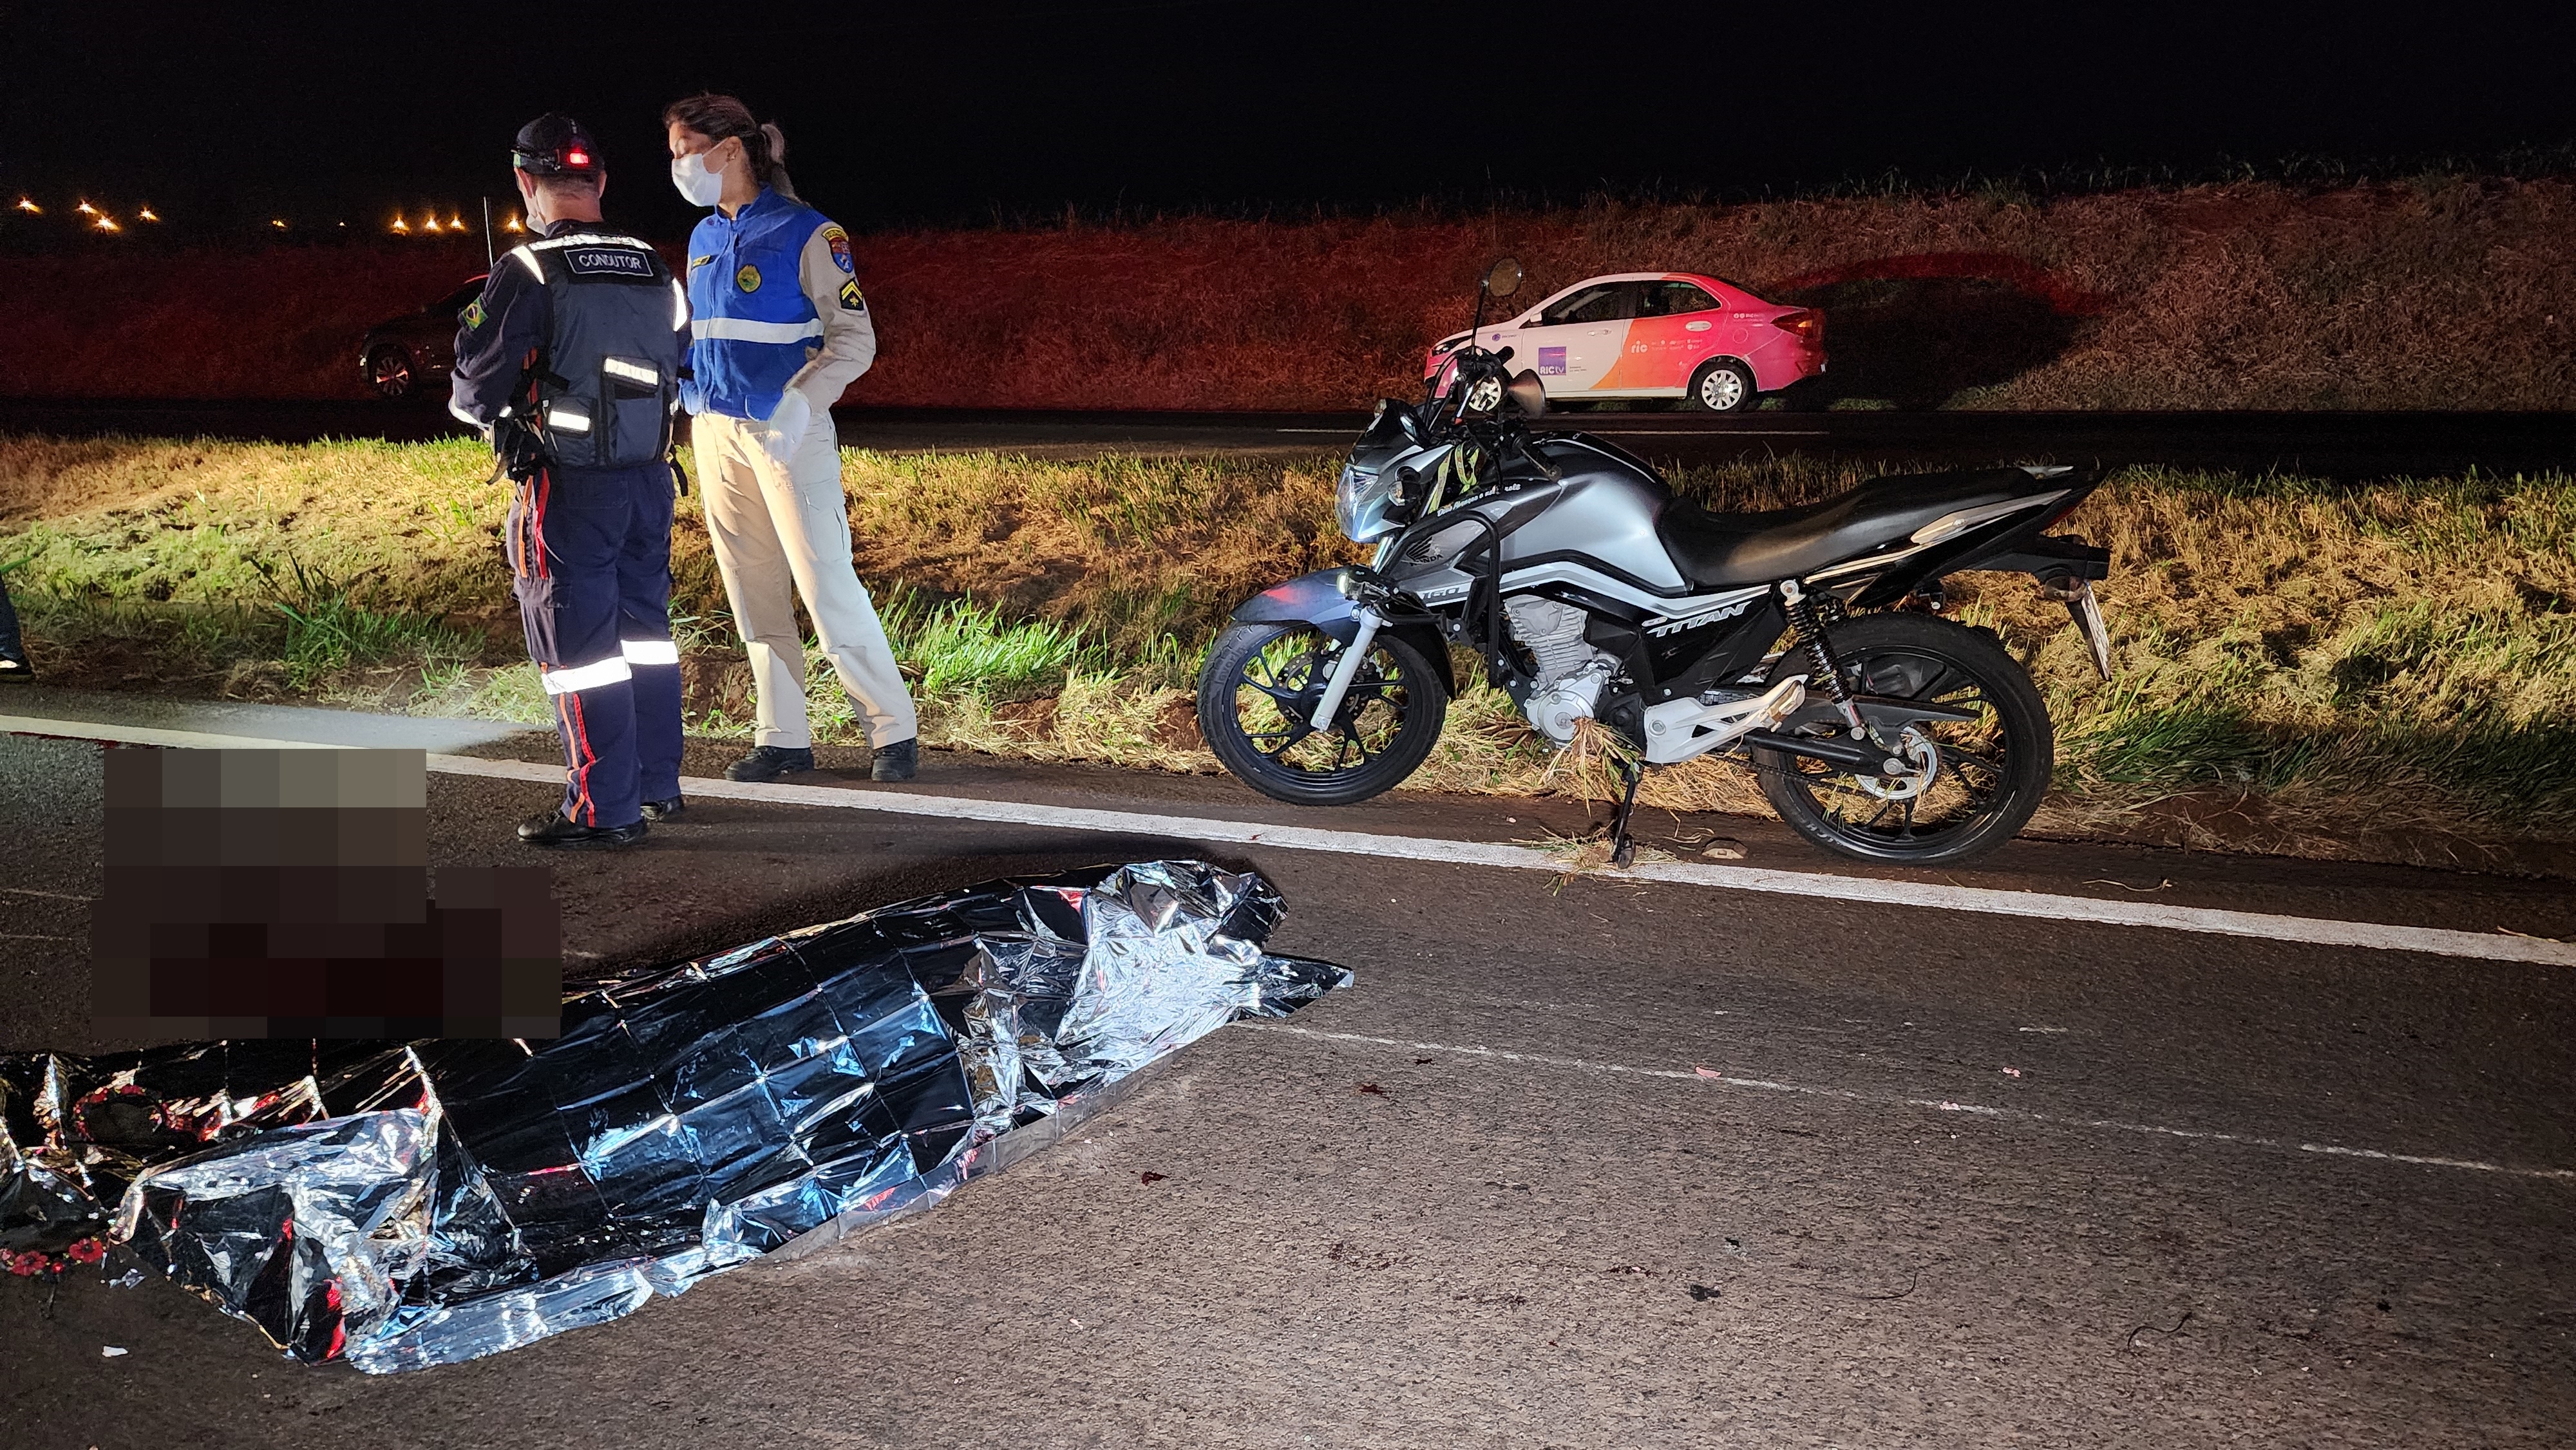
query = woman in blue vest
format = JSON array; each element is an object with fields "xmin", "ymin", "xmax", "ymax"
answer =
[{"xmin": 663, "ymin": 93, "xmax": 918, "ymax": 783}]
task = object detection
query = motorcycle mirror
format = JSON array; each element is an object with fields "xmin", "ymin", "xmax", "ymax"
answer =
[
  {"xmin": 1507, "ymin": 369, "xmax": 1546, "ymax": 418},
  {"xmin": 1396, "ymin": 405, "xmax": 1426, "ymax": 445},
  {"xmin": 1485, "ymin": 257, "xmax": 1522, "ymax": 298},
  {"xmin": 1495, "ymin": 345, "xmax": 1515, "ymax": 364}
]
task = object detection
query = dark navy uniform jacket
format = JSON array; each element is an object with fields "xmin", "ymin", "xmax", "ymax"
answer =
[{"xmin": 450, "ymin": 218, "xmax": 688, "ymax": 469}]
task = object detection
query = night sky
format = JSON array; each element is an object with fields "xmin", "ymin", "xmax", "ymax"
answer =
[{"xmin": 6, "ymin": 1, "xmax": 2574, "ymax": 239}]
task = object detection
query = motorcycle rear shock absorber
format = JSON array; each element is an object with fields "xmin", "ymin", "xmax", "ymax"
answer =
[{"xmin": 1780, "ymin": 579, "xmax": 1871, "ymax": 738}]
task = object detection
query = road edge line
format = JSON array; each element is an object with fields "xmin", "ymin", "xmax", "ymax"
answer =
[{"xmin": 5, "ymin": 715, "xmax": 2566, "ymax": 967}]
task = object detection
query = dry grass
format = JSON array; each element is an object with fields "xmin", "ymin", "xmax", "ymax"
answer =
[
  {"xmin": 3, "ymin": 433, "xmax": 2571, "ymax": 868},
  {"xmin": 6, "ymin": 178, "xmax": 2574, "ymax": 410}
]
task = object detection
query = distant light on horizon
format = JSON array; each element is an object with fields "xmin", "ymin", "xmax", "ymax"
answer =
[
  {"xmin": 12, "ymin": 198, "xmax": 36, "ymax": 214},
  {"xmin": 75, "ymin": 200, "xmax": 97, "ymax": 215},
  {"xmin": 392, "ymin": 215, "xmax": 410, "ymax": 232},
  {"xmin": 94, "ymin": 215, "xmax": 120, "ymax": 232},
  {"xmin": 137, "ymin": 205, "xmax": 159, "ymax": 221},
  {"xmin": 270, "ymin": 218, "xmax": 287, "ymax": 229}
]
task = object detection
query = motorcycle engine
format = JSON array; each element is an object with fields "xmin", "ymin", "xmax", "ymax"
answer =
[{"xmin": 1504, "ymin": 596, "xmax": 1620, "ymax": 744}]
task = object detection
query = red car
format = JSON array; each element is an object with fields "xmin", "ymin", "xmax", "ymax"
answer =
[{"xmin": 1425, "ymin": 271, "xmax": 1824, "ymax": 411}]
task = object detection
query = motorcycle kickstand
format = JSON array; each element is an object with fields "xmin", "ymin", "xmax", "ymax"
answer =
[{"xmin": 1607, "ymin": 757, "xmax": 1644, "ymax": 869}]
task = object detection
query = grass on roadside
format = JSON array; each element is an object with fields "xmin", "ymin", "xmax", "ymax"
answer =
[{"xmin": 3, "ymin": 433, "xmax": 2571, "ymax": 865}]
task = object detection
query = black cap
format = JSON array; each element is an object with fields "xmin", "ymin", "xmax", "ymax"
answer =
[{"xmin": 511, "ymin": 114, "xmax": 600, "ymax": 177}]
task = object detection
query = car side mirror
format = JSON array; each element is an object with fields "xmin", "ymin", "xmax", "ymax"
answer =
[
  {"xmin": 1485, "ymin": 257, "xmax": 1521, "ymax": 299},
  {"xmin": 1507, "ymin": 369, "xmax": 1546, "ymax": 418}
]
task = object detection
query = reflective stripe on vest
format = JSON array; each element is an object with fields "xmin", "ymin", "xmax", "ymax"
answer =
[
  {"xmin": 691, "ymin": 317, "xmax": 825, "ymax": 344},
  {"xmin": 620, "ymin": 639, "xmax": 679, "ymax": 665}
]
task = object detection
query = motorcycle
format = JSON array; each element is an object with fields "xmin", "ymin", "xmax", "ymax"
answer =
[{"xmin": 1194, "ymin": 258, "xmax": 2116, "ymax": 867}]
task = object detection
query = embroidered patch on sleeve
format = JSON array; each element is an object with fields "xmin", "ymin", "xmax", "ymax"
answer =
[
  {"xmin": 822, "ymin": 224, "xmax": 854, "ymax": 275},
  {"xmin": 688, "ymin": 255, "xmax": 714, "ymax": 271},
  {"xmin": 838, "ymin": 279, "xmax": 867, "ymax": 312},
  {"xmin": 460, "ymin": 299, "xmax": 486, "ymax": 330}
]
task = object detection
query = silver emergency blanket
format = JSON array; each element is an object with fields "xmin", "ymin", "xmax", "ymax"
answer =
[{"xmin": 0, "ymin": 861, "xmax": 1346, "ymax": 1371}]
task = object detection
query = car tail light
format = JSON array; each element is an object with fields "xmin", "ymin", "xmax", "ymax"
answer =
[{"xmin": 1772, "ymin": 309, "xmax": 1823, "ymax": 343}]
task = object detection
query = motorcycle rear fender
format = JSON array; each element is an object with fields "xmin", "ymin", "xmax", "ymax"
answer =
[{"xmin": 1229, "ymin": 568, "xmax": 1456, "ymax": 694}]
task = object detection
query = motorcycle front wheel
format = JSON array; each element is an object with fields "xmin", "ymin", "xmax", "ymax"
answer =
[
  {"xmin": 1750, "ymin": 611, "xmax": 2054, "ymax": 865},
  {"xmin": 1197, "ymin": 621, "xmax": 1449, "ymax": 807}
]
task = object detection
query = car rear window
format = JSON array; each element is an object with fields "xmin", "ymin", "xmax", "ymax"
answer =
[
  {"xmin": 1540, "ymin": 283, "xmax": 1638, "ymax": 326},
  {"xmin": 1638, "ymin": 281, "xmax": 1720, "ymax": 317}
]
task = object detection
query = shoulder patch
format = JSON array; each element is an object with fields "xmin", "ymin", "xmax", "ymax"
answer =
[
  {"xmin": 735, "ymin": 263, "xmax": 761, "ymax": 293},
  {"xmin": 822, "ymin": 224, "xmax": 854, "ymax": 275},
  {"xmin": 460, "ymin": 299, "xmax": 486, "ymax": 330},
  {"xmin": 838, "ymin": 278, "xmax": 866, "ymax": 312},
  {"xmin": 688, "ymin": 255, "xmax": 714, "ymax": 271}
]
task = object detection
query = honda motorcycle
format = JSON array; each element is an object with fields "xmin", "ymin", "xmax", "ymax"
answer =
[{"xmin": 1195, "ymin": 258, "xmax": 2116, "ymax": 867}]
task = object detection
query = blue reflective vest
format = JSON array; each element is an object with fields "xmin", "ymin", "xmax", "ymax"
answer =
[{"xmin": 681, "ymin": 189, "xmax": 829, "ymax": 420}]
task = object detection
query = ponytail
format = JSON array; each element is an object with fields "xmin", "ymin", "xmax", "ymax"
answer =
[{"xmin": 757, "ymin": 121, "xmax": 799, "ymax": 202}]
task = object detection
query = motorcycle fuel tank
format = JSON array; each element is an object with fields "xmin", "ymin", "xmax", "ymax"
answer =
[{"xmin": 1380, "ymin": 437, "xmax": 1688, "ymax": 600}]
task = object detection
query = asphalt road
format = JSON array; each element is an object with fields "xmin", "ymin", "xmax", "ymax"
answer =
[
  {"xmin": 2, "ymin": 697, "xmax": 2571, "ymax": 1447},
  {"xmin": 5, "ymin": 397, "xmax": 2571, "ymax": 478}
]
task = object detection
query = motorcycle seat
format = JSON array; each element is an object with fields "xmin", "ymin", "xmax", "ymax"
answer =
[{"xmin": 1655, "ymin": 467, "xmax": 2059, "ymax": 588}]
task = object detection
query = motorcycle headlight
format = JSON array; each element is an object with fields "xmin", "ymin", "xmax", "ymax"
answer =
[{"xmin": 1336, "ymin": 462, "xmax": 1398, "ymax": 543}]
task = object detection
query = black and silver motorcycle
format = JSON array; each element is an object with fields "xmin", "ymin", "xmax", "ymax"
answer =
[{"xmin": 1195, "ymin": 258, "xmax": 2116, "ymax": 867}]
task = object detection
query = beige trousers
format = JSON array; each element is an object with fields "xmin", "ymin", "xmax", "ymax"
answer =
[{"xmin": 692, "ymin": 409, "xmax": 918, "ymax": 749}]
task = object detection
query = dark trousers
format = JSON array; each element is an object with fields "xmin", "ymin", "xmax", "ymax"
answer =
[
  {"xmin": 506, "ymin": 462, "xmax": 685, "ymax": 828},
  {"xmin": 0, "ymin": 571, "xmax": 23, "ymax": 667}
]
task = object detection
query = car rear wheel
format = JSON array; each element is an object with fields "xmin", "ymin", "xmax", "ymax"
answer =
[
  {"xmin": 1685, "ymin": 358, "xmax": 1756, "ymax": 412},
  {"xmin": 366, "ymin": 346, "xmax": 415, "ymax": 400}
]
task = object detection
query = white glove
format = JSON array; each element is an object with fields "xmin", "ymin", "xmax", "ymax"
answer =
[{"xmin": 761, "ymin": 390, "xmax": 813, "ymax": 463}]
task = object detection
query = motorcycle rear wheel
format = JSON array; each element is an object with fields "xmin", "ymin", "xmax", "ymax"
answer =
[
  {"xmin": 1198, "ymin": 621, "xmax": 1449, "ymax": 807},
  {"xmin": 1750, "ymin": 611, "xmax": 2054, "ymax": 865}
]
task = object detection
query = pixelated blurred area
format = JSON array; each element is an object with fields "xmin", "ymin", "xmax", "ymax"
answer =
[{"xmin": 90, "ymin": 748, "xmax": 560, "ymax": 1039}]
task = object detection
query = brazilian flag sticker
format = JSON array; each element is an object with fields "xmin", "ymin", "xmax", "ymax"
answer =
[{"xmin": 460, "ymin": 299, "xmax": 486, "ymax": 330}]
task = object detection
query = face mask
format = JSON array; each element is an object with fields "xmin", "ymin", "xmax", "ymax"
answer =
[{"xmin": 670, "ymin": 150, "xmax": 726, "ymax": 207}]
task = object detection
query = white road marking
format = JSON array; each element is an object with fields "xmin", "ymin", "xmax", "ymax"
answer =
[
  {"xmin": 6, "ymin": 713, "xmax": 2570, "ymax": 966},
  {"xmin": 1246, "ymin": 1022, "xmax": 2576, "ymax": 1184}
]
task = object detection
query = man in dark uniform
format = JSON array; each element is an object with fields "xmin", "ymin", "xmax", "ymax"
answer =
[{"xmin": 451, "ymin": 115, "xmax": 690, "ymax": 847}]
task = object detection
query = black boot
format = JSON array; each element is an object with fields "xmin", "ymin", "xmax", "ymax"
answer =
[
  {"xmin": 641, "ymin": 795, "xmax": 686, "ymax": 821},
  {"xmin": 871, "ymin": 738, "xmax": 918, "ymax": 783},
  {"xmin": 518, "ymin": 811, "xmax": 648, "ymax": 848},
  {"xmin": 724, "ymin": 745, "xmax": 814, "ymax": 782}
]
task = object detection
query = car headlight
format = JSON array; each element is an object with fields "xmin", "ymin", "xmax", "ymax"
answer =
[{"xmin": 1336, "ymin": 462, "xmax": 1397, "ymax": 543}]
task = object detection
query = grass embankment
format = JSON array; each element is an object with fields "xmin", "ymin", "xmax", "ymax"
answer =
[
  {"xmin": 3, "ymin": 435, "xmax": 2571, "ymax": 868},
  {"xmin": 6, "ymin": 177, "xmax": 2575, "ymax": 410}
]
